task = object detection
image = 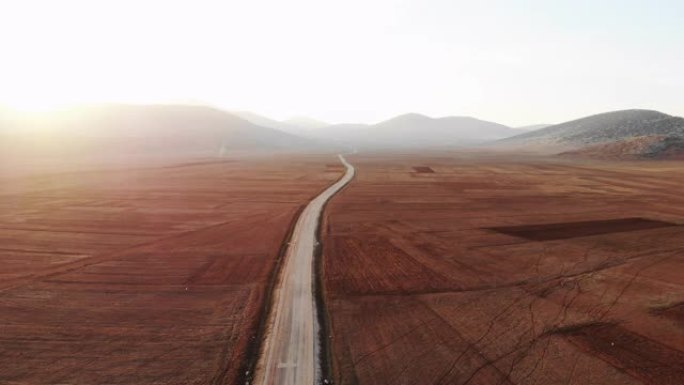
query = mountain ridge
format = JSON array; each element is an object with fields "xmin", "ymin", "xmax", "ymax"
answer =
[
  {"xmin": 300, "ymin": 113, "xmax": 519, "ymax": 149},
  {"xmin": 1, "ymin": 104, "xmax": 317, "ymax": 158},
  {"xmin": 498, "ymin": 109, "xmax": 684, "ymax": 149}
]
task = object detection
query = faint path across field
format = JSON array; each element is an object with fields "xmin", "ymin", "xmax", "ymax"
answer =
[{"xmin": 254, "ymin": 155, "xmax": 354, "ymax": 385}]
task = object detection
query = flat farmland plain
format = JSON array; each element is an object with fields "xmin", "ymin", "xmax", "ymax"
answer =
[
  {"xmin": 0, "ymin": 154, "xmax": 339, "ymax": 384},
  {"xmin": 322, "ymin": 153, "xmax": 684, "ymax": 385}
]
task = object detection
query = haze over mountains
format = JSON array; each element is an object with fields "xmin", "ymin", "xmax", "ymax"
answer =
[
  {"xmin": 282, "ymin": 116, "xmax": 328, "ymax": 130},
  {"xmin": 0, "ymin": 104, "xmax": 321, "ymax": 164},
  {"xmin": 516, "ymin": 124, "xmax": 552, "ymax": 131},
  {"xmin": 3, "ymin": 104, "xmax": 684, "ymax": 162},
  {"xmin": 237, "ymin": 111, "xmax": 524, "ymax": 150},
  {"xmin": 230, "ymin": 111, "xmax": 330, "ymax": 139}
]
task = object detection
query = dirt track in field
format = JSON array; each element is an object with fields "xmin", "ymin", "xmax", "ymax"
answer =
[
  {"xmin": 0, "ymin": 154, "xmax": 339, "ymax": 385},
  {"xmin": 321, "ymin": 153, "xmax": 684, "ymax": 385}
]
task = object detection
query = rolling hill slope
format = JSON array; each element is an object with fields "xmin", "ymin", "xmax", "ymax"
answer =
[
  {"xmin": 1, "ymin": 104, "xmax": 315, "ymax": 159},
  {"xmin": 497, "ymin": 109, "xmax": 684, "ymax": 150},
  {"xmin": 559, "ymin": 135, "xmax": 684, "ymax": 160}
]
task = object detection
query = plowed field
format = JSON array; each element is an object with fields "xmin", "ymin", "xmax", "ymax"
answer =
[
  {"xmin": 0, "ymin": 154, "xmax": 339, "ymax": 384},
  {"xmin": 322, "ymin": 154, "xmax": 684, "ymax": 385}
]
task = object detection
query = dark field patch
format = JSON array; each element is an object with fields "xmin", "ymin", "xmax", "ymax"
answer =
[
  {"xmin": 558, "ymin": 323, "xmax": 684, "ymax": 384},
  {"xmin": 413, "ymin": 166, "xmax": 435, "ymax": 173},
  {"xmin": 486, "ymin": 217, "xmax": 676, "ymax": 241},
  {"xmin": 651, "ymin": 302, "xmax": 684, "ymax": 323}
]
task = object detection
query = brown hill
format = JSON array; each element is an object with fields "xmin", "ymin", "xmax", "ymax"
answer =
[{"xmin": 496, "ymin": 109, "xmax": 684, "ymax": 152}]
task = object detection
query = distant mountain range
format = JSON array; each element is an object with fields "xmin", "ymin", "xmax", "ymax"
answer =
[
  {"xmin": 0, "ymin": 104, "xmax": 317, "ymax": 159},
  {"xmin": 238, "ymin": 112, "xmax": 524, "ymax": 150},
  {"xmin": 495, "ymin": 109, "xmax": 684, "ymax": 159},
  {"xmin": 350, "ymin": 113, "xmax": 520, "ymax": 149},
  {"xmin": 3, "ymin": 104, "xmax": 683, "ymax": 161},
  {"xmin": 231, "ymin": 111, "xmax": 328, "ymax": 136}
]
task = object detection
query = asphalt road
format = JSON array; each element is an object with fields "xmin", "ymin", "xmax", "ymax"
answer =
[{"xmin": 253, "ymin": 155, "xmax": 355, "ymax": 385}]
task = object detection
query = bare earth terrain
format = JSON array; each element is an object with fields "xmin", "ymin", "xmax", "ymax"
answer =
[
  {"xmin": 0, "ymin": 155, "xmax": 338, "ymax": 384},
  {"xmin": 322, "ymin": 153, "xmax": 684, "ymax": 385}
]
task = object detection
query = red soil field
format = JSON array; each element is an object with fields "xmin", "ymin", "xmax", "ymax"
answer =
[
  {"xmin": 0, "ymin": 154, "xmax": 339, "ymax": 384},
  {"xmin": 321, "ymin": 153, "xmax": 684, "ymax": 385}
]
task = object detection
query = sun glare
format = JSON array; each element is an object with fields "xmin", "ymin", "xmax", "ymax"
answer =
[
  {"xmin": 0, "ymin": 92, "xmax": 76, "ymax": 113},
  {"xmin": 0, "ymin": 0, "xmax": 682, "ymax": 124},
  {"xmin": 4, "ymin": 101, "xmax": 66, "ymax": 113}
]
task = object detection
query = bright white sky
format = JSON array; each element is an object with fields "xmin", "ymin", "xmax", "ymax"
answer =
[{"xmin": 0, "ymin": 0, "xmax": 682, "ymax": 126}]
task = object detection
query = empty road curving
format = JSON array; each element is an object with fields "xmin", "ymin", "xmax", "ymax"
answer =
[{"xmin": 253, "ymin": 155, "xmax": 355, "ymax": 385}]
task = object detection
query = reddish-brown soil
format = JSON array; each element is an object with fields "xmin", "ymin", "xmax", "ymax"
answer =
[
  {"xmin": 322, "ymin": 153, "xmax": 684, "ymax": 385},
  {"xmin": 0, "ymin": 154, "xmax": 339, "ymax": 384},
  {"xmin": 413, "ymin": 166, "xmax": 435, "ymax": 173}
]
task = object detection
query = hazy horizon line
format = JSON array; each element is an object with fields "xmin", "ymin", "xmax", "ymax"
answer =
[{"xmin": 3, "ymin": 101, "xmax": 681, "ymax": 129}]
